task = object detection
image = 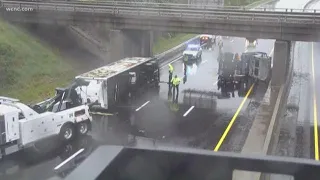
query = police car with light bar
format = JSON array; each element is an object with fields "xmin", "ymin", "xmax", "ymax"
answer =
[{"xmin": 182, "ymin": 44, "xmax": 202, "ymax": 62}]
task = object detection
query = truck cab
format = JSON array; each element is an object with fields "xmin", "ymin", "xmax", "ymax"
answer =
[{"xmin": 240, "ymin": 52, "xmax": 272, "ymax": 82}]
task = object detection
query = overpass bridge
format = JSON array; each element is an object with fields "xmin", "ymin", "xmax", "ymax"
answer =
[
  {"xmin": 1, "ymin": 1, "xmax": 320, "ymax": 41},
  {"xmin": 0, "ymin": 0, "xmax": 317, "ymax": 86}
]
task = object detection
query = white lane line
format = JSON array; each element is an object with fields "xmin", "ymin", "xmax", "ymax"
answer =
[
  {"xmin": 135, "ymin": 101, "xmax": 150, "ymax": 111},
  {"xmin": 160, "ymin": 55, "xmax": 183, "ymax": 69},
  {"xmin": 183, "ymin": 106, "xmax": 195, "ymax": 117},
  {"xmin": 54, "ymin": 148, "xmax": 84, "ymax": 170},
  {"xmin": 230, "ymin": 39, "xmax": 234, "ymax": 42}
]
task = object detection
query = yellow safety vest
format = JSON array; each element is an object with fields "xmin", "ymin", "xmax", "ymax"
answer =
[
  {"xmin": 171, "ymin": 77, "xmax": 181, "ymax": 86},
  {"xmin": 168, "ymin": 64, "xmax": 174, "ymax": 73}
]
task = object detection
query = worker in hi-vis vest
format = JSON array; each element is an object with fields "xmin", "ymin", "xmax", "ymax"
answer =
[
  {"xmin": 168, "ymin": 63, "xmax": 174, "ymax": 83},
  {"xmin": 171, "ymin": 75, "xmax": 181, "ymax": 102}
]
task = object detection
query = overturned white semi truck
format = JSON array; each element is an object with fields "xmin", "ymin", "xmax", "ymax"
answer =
[{"xmin": 73, "ymin": 57, "xmax": 160, "ymax": 112}]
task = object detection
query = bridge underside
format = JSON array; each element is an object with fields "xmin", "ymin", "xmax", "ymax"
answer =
[
  {"xmin": 2, "ymin": 11, "xmax": 320, "ymax": 41},
  {"xmin": 109, "ymin": 29, "xmax": 153, "ymax": 60}
]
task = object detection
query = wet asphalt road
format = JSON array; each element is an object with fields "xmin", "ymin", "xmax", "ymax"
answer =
[
  {"xmin": 272, "ymin": 0, "xmax": 320, "ymax": 161},
  {"xmin": 0, "ymin": 36, "xmax": 273, "ymax": 180}
]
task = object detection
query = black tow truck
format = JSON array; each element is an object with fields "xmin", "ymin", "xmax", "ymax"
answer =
[{"xmin": 217, "ymin": 51, "xmax": 272, "ymax": 97}]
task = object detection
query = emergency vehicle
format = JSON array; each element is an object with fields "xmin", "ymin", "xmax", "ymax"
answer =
[
  {"xmin": 200, "ymin": 34, "xmax": 215, "ymax": 49},
  {"xmin": 73, "ymin": 57, "xmax": 160, "ymax": 112},
  {"xmin": 0, "ymin": 95, "xmax": 92, "ymax": 159},
  {"xmin": 182, "ymin": 44, "xmax": 202, "ymax": 62}
]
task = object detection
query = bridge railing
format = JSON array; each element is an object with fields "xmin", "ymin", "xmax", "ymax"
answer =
[
  {"xmin": 63, "ymin": 145, "xmax": 320, "ymax": 180},
  {"xmin": 2, "ymin": 1, "xmax": 320, "ymax": 23},
  {"xmin": 2, "ymin": 0, "xmax": 319, "ymax": 13}
]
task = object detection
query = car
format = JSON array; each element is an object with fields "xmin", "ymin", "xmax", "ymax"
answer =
[{"xmin": 182, "ymin": 44, "xmax": 202, "ymax": 62}]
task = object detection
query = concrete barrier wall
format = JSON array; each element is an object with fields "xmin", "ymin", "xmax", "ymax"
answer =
[
  {"xmin": 235, "ymin": 42, "xmax": 295, "ymax": 180},
  {"xmin": 259, "ymin": 41, "xmax": 294, "ymax": 180}
]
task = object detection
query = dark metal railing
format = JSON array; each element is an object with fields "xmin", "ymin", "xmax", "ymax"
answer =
[{"xmin": 61, "ymin": 145, "xmax": 320, "ymax": 180}]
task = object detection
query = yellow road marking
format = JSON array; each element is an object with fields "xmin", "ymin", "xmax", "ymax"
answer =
[
  {"xmin": 311, "ymin": 42, "xmax": 319, "ymax": 160},
  {"xmin": 214, "ymin": 84, "xmax": 255, "ymax": 151}
]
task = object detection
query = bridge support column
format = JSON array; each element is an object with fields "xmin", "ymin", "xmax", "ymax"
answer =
[
  {"xmin": 271, "ymin": 40, "xmax": 291, "ymax": 87},
  {"xmin": 108, "ymin": 30, "xmax": 153, "ymax": 61}
]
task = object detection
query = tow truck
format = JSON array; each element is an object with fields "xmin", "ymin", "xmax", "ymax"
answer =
[
  {"xmin": 0, "ymin": 94, "xmax": 92, "ymax": 159},
  {"xmin": 71, "ymin": 57, "xmax": 160, "ymax": 112}
]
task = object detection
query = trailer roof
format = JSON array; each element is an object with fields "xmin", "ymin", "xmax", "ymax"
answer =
[{"xmin": 76, "ymin": 57, "xmax": 154, "ymax": 80}]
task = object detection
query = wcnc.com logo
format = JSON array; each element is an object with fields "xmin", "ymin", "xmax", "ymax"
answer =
[
  {"xmin": 4, "ymin": 7, "xmax": 34, "ymax": 11},
  {"xmin": 0, "ymin": 3, "xmax": 34, "ymax": 12}
]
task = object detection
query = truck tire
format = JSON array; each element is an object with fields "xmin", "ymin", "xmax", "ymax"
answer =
[
  {"xmin": 59, "ymin": 123, "xmax": 75, "ymax": 141},
  {"xmin": 77, "ymin": 121, "xmax": 90, "ymax": 136}
]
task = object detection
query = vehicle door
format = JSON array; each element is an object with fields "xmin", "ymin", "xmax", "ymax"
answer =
[{"xmin": 3, "ymin": 112, "xmax": 20, "ymax": 143}]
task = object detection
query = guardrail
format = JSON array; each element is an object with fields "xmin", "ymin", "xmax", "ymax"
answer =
[
  {"xmin": 2, "ymin": 1, "xmax": 320, "ymax": 24},
  {"xmin": 5, "ymin": 0, "xmax": 319, "ymax": 13}
]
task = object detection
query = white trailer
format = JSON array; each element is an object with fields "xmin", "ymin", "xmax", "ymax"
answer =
[
  {"xmin": 0, "ymin": 96, "xmax": 92, "ymax": 158},
  {"xmin": 74, "ymin": 57, "xmax": 160, "ymax": 111}
]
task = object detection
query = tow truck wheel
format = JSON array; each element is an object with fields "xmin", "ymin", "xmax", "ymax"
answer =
[
  {"xmin": 77, "ymin": 121, "xmax": 90, "ymax": 135},
  {"xmin": 59, "ymin": 123, "xmax": 75, "ymax": 141}
]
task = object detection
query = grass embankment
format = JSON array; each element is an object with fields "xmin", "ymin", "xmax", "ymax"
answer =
[
  {"xmin": 153, "ymin": 33, "xmax": 195, "ymax": 55},
  {"xmin": 0, "ymin": 20, "xmax": 76, "ymax": 103}
]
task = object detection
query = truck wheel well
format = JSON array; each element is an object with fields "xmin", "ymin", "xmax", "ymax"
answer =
[
  {"xmin": 79, "ymin": 119, "xmax": 92, "ymax": 131},
  {"xmin": 61, "ymin": 122, "xmax": 74, "ymax": 131},
  {"xmin": 59, "ymin": 122, "xmax": 75, "ymax": 140}
]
